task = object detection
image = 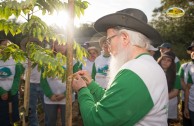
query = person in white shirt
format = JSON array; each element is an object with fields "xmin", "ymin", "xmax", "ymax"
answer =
[
  {"xmin": 82, "ymin": 46, "xmax": 99, "ymax": 75},
  {"xmin": 91, "ymin": 36, "xmax": 111, "ymax": 89}
]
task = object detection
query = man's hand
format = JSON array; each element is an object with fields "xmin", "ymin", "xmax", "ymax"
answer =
[
  {"xmin": 71, "ymin": 73, "xmax": 87, "ymax": 92},
  {"xmin": 1, "ymin": 93, "xmax": 8, "ymax": 100},
  {"xmin": 77, "ymin": 70, "xmax": 92, "ymax": 85}
]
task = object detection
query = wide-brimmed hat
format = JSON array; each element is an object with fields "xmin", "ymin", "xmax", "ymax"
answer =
[
  {"xmin": 94, "ymin": 8, "xmax": 163, "ymax": 44},
  {"xmin": 148, "ymin": 45, "xmax": 158, "ymax": 51},
  {"xmin": 158, "ymin": 43, "xmax": 172, "ymax": 49},
  {"xmin": 99, "ymin": 36, "xmax": 106, "ymax": 47},
  {"xmin": 87, "ymin": 46, "xmax": 99, "ymax": 54},
  {"xmin": 187, "ymin": 42, "xmax": 194, "ymax": 51}
]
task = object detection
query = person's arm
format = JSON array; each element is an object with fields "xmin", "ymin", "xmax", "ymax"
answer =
[
  {"xmin": 184, "ymin": 84, "xmax": 191, "ymax": 119},
  {"xmin": 73, "ymin": 61, "xmax": 82, "ymax": 73},
  {"xmin": 169, "ymin": 74, "xmax": 181, "ymax": 99},
  {"xmin": 91, "ymin": 63, "xmax": 96, "ymax": 80},
  {"xmin": 87, "ymin": 80, "xmax": 105, "ymax": 102},
  {"xmin": 10, "ymin": 62, "xmax": 25, "ymax": 95},
  {"xmin": 40, "ymin": 70, "xmax": 53, "ymax": 98},
  {"xmin": 75, "ymin": 70, "xmax": 105, "ymax": 102},
  {"xmin": 169, "ymin": 89, "xmax": 179, "ymax": 99},
  {"xmin": 178, "ymin": 66, "xmax": 187, "ymax": 90},
  {"xmin": 78, "ymin": 69, "xmax": 154, "ymax": 126},
  {"xmin": 180, "ymin": 79, "xmax": 187, "ymax": 91},
  {"xmin": 176, "ymin": 61, "xmax": 181, "ymax": 73},
  {"xmin": 184, "ymin": 72, "xmax": 193, "ymax": 119}
]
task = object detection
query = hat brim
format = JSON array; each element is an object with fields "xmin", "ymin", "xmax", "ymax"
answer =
[
  {"xmin": 187, "ymin": 46, "xmax": 194, "ymax": 51},
  {"xmin": 162, "ymin": 54, "xmax": 175, "ymax": 61},
  {"xmin": 94, "ymin": 13, "xmax": 163, "ymax": 44},
  {"xmin": 150, "ymin": 48, "xmax": 158, "ymax": 51},
  {"xmin": 158, "ymin": 46, "xmax": 168, "ymax": 49}
]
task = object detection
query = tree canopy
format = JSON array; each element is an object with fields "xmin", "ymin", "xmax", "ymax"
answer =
[
  {"xmin": 150, "ymin": 0, "xmax": 194, "ymax": 59},
  {"xmin": 0, "ymin": 0, "xmax": 89, "ymax": 80}
]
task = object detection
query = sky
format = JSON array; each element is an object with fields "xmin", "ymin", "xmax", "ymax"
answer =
[
  {"xmin": 75, "ymin": 0, "xmax": 161, "ymax": 24},
  {"xmin": 40, "ymin": 0, "xmax": 162, "ymax": 28},
  {"xmin": 77, "ymin": 0, "xmax": 194, "ymax": 24}
]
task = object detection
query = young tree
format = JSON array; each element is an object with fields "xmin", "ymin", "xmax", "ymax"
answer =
[{"xmin": 0, "ymin": 0, "xmax": 89, "ymax": 125}]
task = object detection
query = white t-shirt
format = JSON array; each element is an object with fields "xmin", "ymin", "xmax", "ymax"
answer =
[
  {"xmin": 93, "ymin": 54, "xmax": 111, "ymax": 89},
  {"xmin": 24, "ymin": 65, "xmax": 41, "ymax": 84},
  {"xmin": 0, "ymin": 58, "xmax": 15, "ymax": 91},
  {"xmin": 187, "ymin": 62, "xmax": 194, "ymax": 111},
  {"xmin": 44, "ymin": 65, "xmax": 75, "ymax": 104},
  {"xmin": 82, "ymin": 58, "xmax": 94, "ymax": 75}
]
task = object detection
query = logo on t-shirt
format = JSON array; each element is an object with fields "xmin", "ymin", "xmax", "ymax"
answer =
[
  {"xmin": 0, "ymin": 67, "xmax": 12, "ymax": 78},
  {"xmin": 97, "ymin": 65, "xmax": 109, "ymax": 76}
]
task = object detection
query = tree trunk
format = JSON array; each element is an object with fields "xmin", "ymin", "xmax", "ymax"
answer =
[
  {"xmin": 66, "ymin": 0, "xmax": 74, "ymax": 126},
  {"xmin": 22, "ymin": 59, "xmax": 31, "ymax": 126}
]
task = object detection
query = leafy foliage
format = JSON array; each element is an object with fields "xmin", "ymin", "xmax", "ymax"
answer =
[
  {"xmin": 0, "ymin": 19, "xmax": 21, "ymax": 35},
  {"xmin": 0, "ymin": 0, "xmax": 89, "ymax": 40},
  {"xmin": 0, "ymin": 42, "xmax": 87, "ymax": 81},
  {"xmin": 0, "ymin": 42, "xmax": 26, "ymax": 62},
  {"xmin": 26, "ymin": 43, "xmax": 67, "ymax": 82},
  {"xmin": 0, "ymin": 0, "xmax": 89, "ymax": 79}
]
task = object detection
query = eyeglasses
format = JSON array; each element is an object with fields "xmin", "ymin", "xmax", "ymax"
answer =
[{"xmin": 106, "ymin": 35, "xmax": 117, "ymax": 45}]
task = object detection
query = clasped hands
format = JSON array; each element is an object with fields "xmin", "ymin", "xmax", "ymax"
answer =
[
  {"xmin": 69, "ymin": 70, "xmax": 92, "ymax": 92},
  {"xmin": 50, "ymin": 94, "xmax": 65, "ymax": 102},
  {"xmin": 1, "ymin": 93, "xmax": 8, "ymax": 100}
]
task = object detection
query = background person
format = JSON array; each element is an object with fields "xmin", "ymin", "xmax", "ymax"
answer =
[
  {"xmin": 0, "ymin": 39, "xmax": 24, "ymax": 126},
  {"xmin": 23, "ymin": 64, "xmax": 48, "ymax": 126},
  {"xmin": 82, "ymin": 46, "xmax": 99, "ymax": 75},
  {"xmin": 158, "ymin": 42, "xmax": 180, "ymax": 73},
  {"xmin": 157, "ymin": 51, "xmax": 181, "ymax": 125},
  {"xmin": 71, "ymin": 8, "xmax": 168, "ymax": 126},
  {"xmin": 91, "ymin": 36, "xmax": 111, "ymax": 89},
  {"xmin": 41, "ymin": 41, "xmax": 81, "ymax": 126},
  {"xmin": 184, "ymin": 42, "xmax": 194, "ymax": 126},
  {"xmin": 179, "ymin": 61, "xmax": 192, "ymax": 126}
]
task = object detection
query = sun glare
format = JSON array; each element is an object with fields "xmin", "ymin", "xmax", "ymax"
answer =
[
  {"xmin": 42, "ymin": 11, "xmax": 69, "ymax": 29},
  {"xmin": 41, "ymin": 11, "xmax": 81, "ymax": 30}
]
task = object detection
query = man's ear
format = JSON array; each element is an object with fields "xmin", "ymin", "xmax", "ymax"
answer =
[{"xmin": 120, "ymin": 31, "xmax": 130, "ymax": 46}]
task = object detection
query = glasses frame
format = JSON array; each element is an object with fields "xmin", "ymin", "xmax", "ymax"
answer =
[{"xmin": 106, "ymin": 35, "xmax": 117, "ymax": 45}]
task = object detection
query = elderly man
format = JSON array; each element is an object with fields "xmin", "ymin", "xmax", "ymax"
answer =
[{"xmin": 71, "ymin": 8, "xmax": 168, "ymax": 126}]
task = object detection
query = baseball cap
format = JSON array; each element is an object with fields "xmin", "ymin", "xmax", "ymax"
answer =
[{"xmin": 158, "ymin": 43, "xmax": 172, "ymax": 49}]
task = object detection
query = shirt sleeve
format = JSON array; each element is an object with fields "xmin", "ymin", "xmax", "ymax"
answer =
[
  {"xmin": 176, "ymin": 61, "xmax": 181, "ymax": 73},
  {"xmin": 40, "ymin": 70, "xmax": 53, "ymax": 98},
  {"xmin": 73, "ymin": 61, "xmax": 82, "ymax": 73},
  {"xmin": 78, "ymin": 69, "xmax": 154, "ymax": 126},
  {"xmin": 173, "ymin": 74, "xmax": 181, "ymax": 89},
  {"xmin": 91, "ymin": 63, "xmax": 96, "ymax": 80},
  {"xmin": 10, "ymin": 62, "xmax": 25, "ymax": 95},
  {"xmin": 87, "ymin": 80, "xmax": 105, "ymax": 102},
  {"xmin": 178, "ymin": 65, "xmax": 184, "ymax": 78},
  {"xmin": 187, "ymin": 71, "xmax": 193, "ymax": 85}
]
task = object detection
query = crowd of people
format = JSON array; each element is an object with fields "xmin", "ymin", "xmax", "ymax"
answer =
[{"xmin": 0, "ymin": 7, "xmax": 194, "ymax": 126}]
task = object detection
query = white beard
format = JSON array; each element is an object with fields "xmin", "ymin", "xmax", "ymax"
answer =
[{"xmin": 107, "ymin": 44, "xmax": 130, "ymax": 89}]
